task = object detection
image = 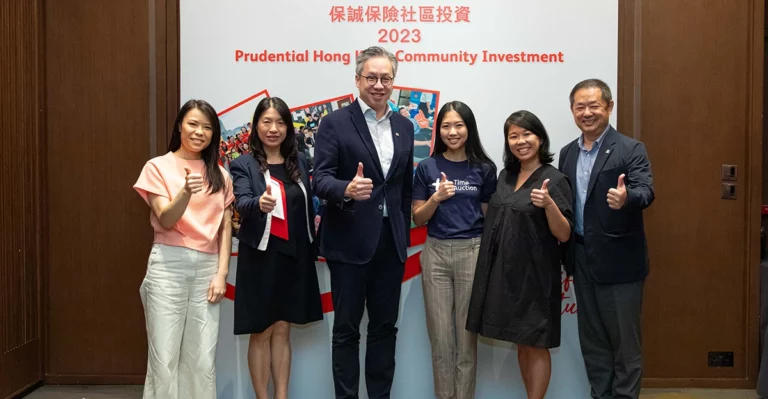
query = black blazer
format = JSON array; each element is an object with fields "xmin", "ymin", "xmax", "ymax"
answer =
[
  {"xmin": 558, "ymin": 126, "xmax": 655, "ymax": 283},
  {"xmin": 229, "ymin": 153, "xmax": 316, "ymax": 251},
  {"xmin": 312, "ymin": 99, "xmax": 415, "ymax": 264}
]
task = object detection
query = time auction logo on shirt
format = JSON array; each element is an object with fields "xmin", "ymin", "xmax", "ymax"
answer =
[
  {"xmin": 432, "ymin": 178, "xmax": 478, "ymax": 192},
  {"xmin": 455, "ymin": 180, "xmax": 478, "ymax": 191}
]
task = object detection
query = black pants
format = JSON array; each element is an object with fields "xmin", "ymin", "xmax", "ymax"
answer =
[
  {"xmin": 574, "ymin": 240, "xmax": 644, "ymax": 399},
  {"xmin": 328, "ymin": 219, "xmax": 405, "ymax": 399}
]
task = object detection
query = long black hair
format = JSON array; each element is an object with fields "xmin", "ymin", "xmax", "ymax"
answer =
[
  {"xmin": 502, "ymin": 110, "xmax": 554, "ymax": 171},
  {"xmin": 432, "ymin": 101, "xmax": 495, "ymax": 168},
  {"xmin": 248, "ymin": 97, "xmax": 301, "ymax": 182},
  {"xmin": 167, "ymin": 99, "xmax": 225, "ymax": 194}
]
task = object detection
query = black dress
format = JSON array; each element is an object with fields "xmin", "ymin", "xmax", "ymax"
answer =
[
  {"xmin": 234, "ymin": 164, "xmax": 323, "ymax": 334},
  {"xmin": 466, "ymin": 164, "xmax": 573, "ymax": 348}
]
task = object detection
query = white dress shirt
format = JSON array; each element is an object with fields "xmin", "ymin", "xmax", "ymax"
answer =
[{"xmin": 359, "ymin": 99, "xmax": 394, "ymax": 216}]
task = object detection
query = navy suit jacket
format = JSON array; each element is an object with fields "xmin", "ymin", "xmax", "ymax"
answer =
[
  {"xmin": 229, "ymin": 153, "xmax": 316, "ymax": 251},
  {"xmin": 558, "ymin": 127, "xmax": 655, "ymax": 284},
  {"xmin": 312, "ymin": 99, "xmax": 415, "ymax": 264}
]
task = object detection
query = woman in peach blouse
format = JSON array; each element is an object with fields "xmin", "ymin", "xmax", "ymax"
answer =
[{"xmin": 134, "ymin": 99, "xmax": 234, "ymax": 399}]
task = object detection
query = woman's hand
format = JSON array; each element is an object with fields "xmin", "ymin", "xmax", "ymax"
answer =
[{"xmin": 208, "ymin": 273, "xmax": 227, "ymax": 303}]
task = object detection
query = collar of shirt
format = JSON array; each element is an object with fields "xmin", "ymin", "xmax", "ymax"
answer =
[
  {"xmin": 359, "ymin": 98, "xmax": 393, "ymax": 122},
  {"xmin": 577, "ymin": 124, "xmax": 611, "ymax": 152}
]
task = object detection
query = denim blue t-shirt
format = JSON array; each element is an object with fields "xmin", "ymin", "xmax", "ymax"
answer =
[{"xmin": 413, "ymin": 154, "xmax": 497, "ymax": 239}]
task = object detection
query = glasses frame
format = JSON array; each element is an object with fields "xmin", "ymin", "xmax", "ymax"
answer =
[{"xmin": 357, "ymin": 74, "xmax": 394, "ymax": 87}]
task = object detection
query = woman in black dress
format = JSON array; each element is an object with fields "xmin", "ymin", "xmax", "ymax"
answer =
[
  {"xmin": 466, "ymin": 110, "xmax": 573, "ymax": 399},
  {"xmin": 229, "ymin": 97, "xmax": 323, "ymax": 399}
]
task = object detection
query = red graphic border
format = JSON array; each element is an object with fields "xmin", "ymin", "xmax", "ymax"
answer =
[
  {"xmin": 217, "ymin": 89, "xmax": 270, "ymax": 117},
  {"xmin": 289, "ymin": 94, "xmax": 355, "ymax": 113},
  {"xmin": 225, "ymin": 226, "xmax": 428, "ymax": 312}
]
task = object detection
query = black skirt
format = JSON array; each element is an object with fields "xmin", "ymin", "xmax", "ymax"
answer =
[{"xmin": 233, "ymin": 239, "xmax": 323, "ymax": 334}]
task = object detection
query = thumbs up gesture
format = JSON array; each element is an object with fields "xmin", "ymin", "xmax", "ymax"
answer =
[
  {"xmin": 259, "ymin": 183, "xmax": 278, "ymax": 213},
  {"xmin": 183, "ymin": 167, "xmax": 204, "ymax": 195},
  {"xmin": 607, "ymin": 174, "xmax": 627, "ymax": 210},
  {"xmin": 344, "ymin": 162, "xmax": 374, "ymax": 201},
  {"xmin": 531, "ymin": 179, "xmax": 554, "ymax": 209},
  {"xmin": 432, "ymin": 172, "xmax": 456, "ymax": 203}
]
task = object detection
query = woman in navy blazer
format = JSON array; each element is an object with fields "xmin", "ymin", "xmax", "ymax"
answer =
[{"xmin": 228, "ymin": 97, "xmax": 322, "ymax": 399}]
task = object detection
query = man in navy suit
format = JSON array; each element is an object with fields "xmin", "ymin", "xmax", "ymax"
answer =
[
  {"xmin": 312, "ymin": 46, "xmax": 414, "ymax": 399},
  {"xmin": 558, "ymin": 79, "xmax": 655, "ymax": 399}
]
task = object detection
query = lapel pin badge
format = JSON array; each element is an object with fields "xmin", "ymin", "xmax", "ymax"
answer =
[
  {"xmin": 396, "ymin": 132, "xmax": 400, "ymax": 136},
  {"xmin": 606, "ymin": 149, "xmax": 611, "ymax": 154}
]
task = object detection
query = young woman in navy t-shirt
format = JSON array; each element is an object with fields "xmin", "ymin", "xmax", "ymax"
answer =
[{"xmin": 412, "ymin": 101, "xmax": 497, "ymax": 399}]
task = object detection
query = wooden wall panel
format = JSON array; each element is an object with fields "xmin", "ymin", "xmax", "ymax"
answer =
[
  {"xmin": 0, "ymin": 0, "xmax": 44, "ymax": 396},
  {"xmin": 44, "ymin": 0, "xmax": 163, "ymax": 382},
  {"xmin": 618, "ymin": 0, "xmax": 763, "ymax": 388}
]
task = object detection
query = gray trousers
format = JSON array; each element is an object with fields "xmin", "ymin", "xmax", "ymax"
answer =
[
  {"xmin": 574, "ymin": 241, "xmax": 644, "ymax": 399},
  {"xmin": 420, "ymin": 236, "xmax": 480, "ymax": 399}
]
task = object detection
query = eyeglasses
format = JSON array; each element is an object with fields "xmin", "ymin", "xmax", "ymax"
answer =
[{"xmin": 358, "ymin": 74, "xmax": 393, "ymax": 86}]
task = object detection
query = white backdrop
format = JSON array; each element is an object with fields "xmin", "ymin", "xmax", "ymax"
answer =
[{"xmin": 180, "ymin": 1, "xmax": 618, "ymax": 397}]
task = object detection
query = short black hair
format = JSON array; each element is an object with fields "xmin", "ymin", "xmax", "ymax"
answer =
[
  {"xmin": 569, "ymin": 78, "xmax": 613, "ymax": 107},
  {"xmin": 503, "ymin": 110, "xmax": 554, "ymax": 170}
]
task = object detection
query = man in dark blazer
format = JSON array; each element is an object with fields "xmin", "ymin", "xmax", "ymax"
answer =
[
  {"xmin": 558, "ymin": 79, "xmax": 655, "ymax": 399},
  {"xmin": 312, "ymin": 46, "xmax": 414, "ymax": 399}
]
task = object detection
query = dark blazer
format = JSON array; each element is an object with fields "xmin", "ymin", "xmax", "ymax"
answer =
[
  {"xmin": 558, "ymin": 126, "xmax": 655, "ymax": 284},
  {"xmin": 312, "ymin": 99, "xmax": 415, "ymax": 264},
  {"xmin": 229, "ymin": 153, "xmax": 316, "ymax": 250}
]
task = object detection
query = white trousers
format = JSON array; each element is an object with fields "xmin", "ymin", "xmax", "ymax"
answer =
[{"xmin": 139, "ymin": 243, "xmax": 220, "ymax": 399}]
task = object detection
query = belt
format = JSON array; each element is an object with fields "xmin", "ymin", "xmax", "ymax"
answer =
[{"xmin": 575, "ymin": 234, "xmax": 585, "ymax": 244}]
